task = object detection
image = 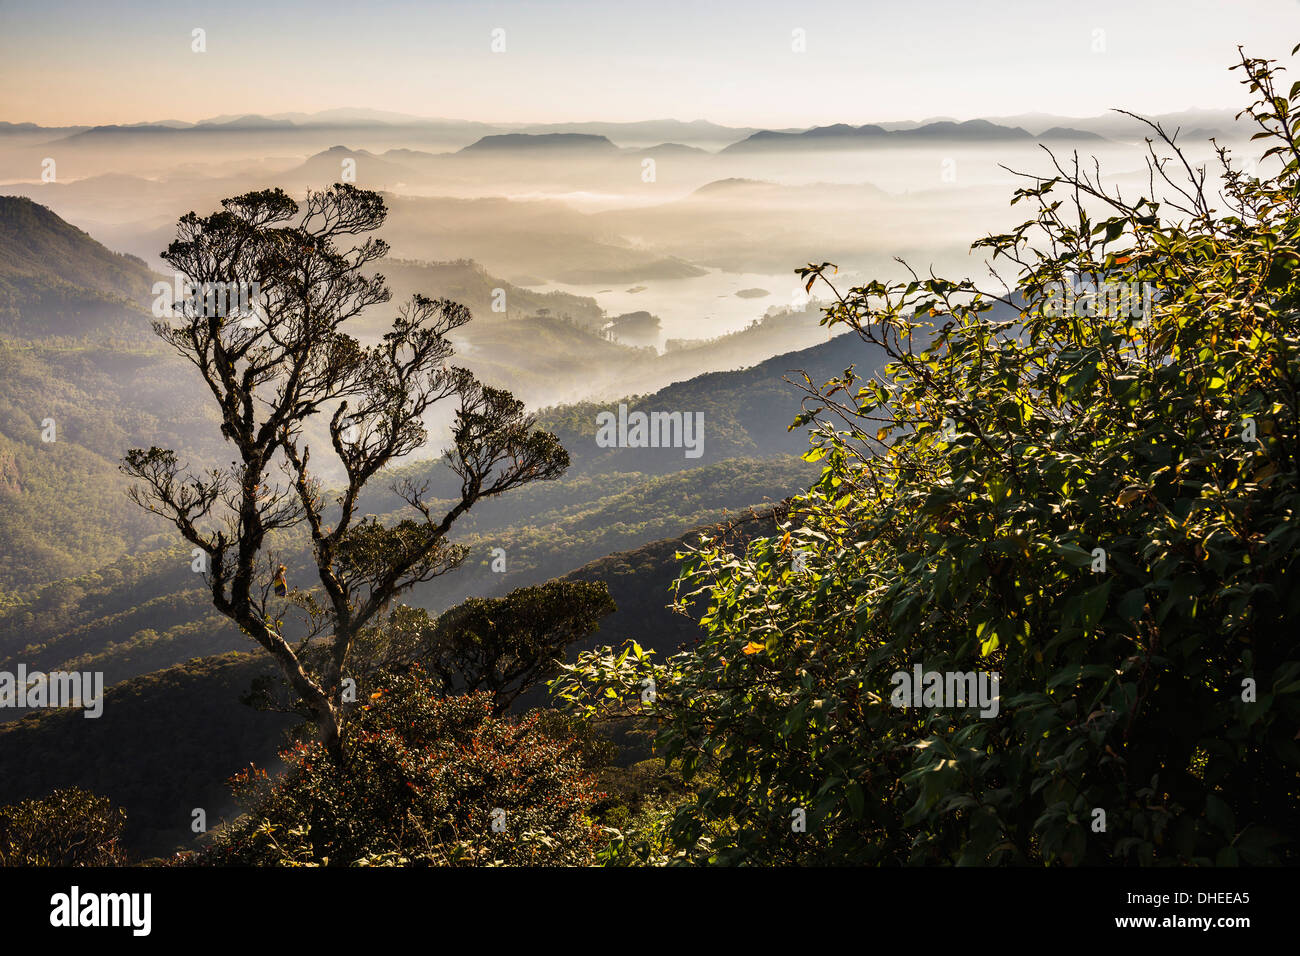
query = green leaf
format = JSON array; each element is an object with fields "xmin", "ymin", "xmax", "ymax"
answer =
[
  {"xmin": 1205, "ymin": 794, "xmax": 1234, "ymax": 836},
  {"xmin": 846, "ymin": 781, "xmax": 865, "ymax": 819}
]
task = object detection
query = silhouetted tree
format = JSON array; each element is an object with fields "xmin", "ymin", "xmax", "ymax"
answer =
[{"xmin": 123, "ymin": 184, "xmax": 568, "ymax": 761}]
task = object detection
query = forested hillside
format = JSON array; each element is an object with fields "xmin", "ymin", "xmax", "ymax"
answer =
[
  {"xmin": 0, "ymin": 201, "xmax": 857, "ymax": 600},
  {"xmin": 0, "ymin": 652, "xmax": 295, "ymax": 854},
  {"xmin": 0, "ymin": 196, "xmax": 156, "ymax": 338},
  {"xmin": 0, "ymin": 343, "xmax": 222, "ymax": 594},
  {"xmin": 0, "ymin": 455, "xmax": 811, "ymax": 709},
  {"xmin": 0, "ymin": 506, "xmax": 780, "ymax": 856},
  {"xmin": 0, "ymin": 216, "xmax": 863, "ymax": 716}
]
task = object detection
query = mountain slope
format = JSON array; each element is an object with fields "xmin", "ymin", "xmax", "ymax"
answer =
[
  {"xmin": 0, "ymin": 332, "xmax": 876, "ymax": 705},
  {"xmin": 0, "ymin": 504, "xmax": 788, "ymax": 857},
  {"xmin": 0, "ymin": 196, "xmax": 155, "ymax": 296},
  {"xmin": 459, "ymin": 133, "xmax": 619, "ymax": 154},
  {"xmin": 0, "ymin": 195, "xmax": 157, "ymax": 337},
  {"xmin": 0, "ymin": 342, "xmax": 223, "ymax": 594},
  {"xmin": 0, "ymin": 651, "xmax": 294, "ymax": 856}
]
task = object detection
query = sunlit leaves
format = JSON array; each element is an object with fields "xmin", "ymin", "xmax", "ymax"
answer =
[{"xmin": 557, "ymin": 50, "xmax": 1300, "ymax": 866}]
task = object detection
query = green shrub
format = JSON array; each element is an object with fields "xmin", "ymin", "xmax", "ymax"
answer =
[
  {"xmin": 556, "ymin": 48, "xmax": 1300, "ymax": 866},
  {"xmin": 206, "ymin": 669, "xmax": 608, "ymax": 866},
  {"xmin": 0, "ymin": 787, "xmax": 129, "ymax": 866}
]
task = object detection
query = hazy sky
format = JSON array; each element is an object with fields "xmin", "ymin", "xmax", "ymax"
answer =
[{"xmin": 2, "ymin": 0, "xmax": 1297, "ymax": 127}]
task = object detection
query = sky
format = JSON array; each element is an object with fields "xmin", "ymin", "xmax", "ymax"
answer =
[{"xmin": 1, "ymin": 0, "xmax": 1297, "ymax": 127}]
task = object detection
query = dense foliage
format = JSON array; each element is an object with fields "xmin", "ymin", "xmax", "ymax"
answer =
[
  {"xmin": 0, "ymin": 787, "xmax": 129, "ymax": 866},
  {"xmin": 356, "ymin": 580, "xmax": 617, "ymax": 714},
  {"xmin": 557, "ymin": 50, "xmax": 1300, "ymax": 865},
  {"xmin": 205, "ymin": 672, "xmax": 607, "ymax": 866}
]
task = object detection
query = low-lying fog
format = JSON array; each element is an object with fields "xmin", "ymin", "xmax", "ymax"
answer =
[{"xmin": 0, "ymin": 111, "xmax": 1259, "ymax": 426}]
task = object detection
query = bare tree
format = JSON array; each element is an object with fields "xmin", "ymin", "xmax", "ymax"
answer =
[{"xmin": 122, "ymin": 184, "xmax": 568, "ymax": 761}]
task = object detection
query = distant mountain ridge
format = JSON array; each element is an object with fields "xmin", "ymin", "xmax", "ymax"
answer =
[
  {"xmin": 723, "ymin": 118, "xmax": 1066, "ymax": 152},
  {"xmin": 1, "ymin": 107, "xmax": 1244, "ymax": 156},
  {"xmin": 459, "ymin": 133, "xmax": 619, "ymax": 153}
]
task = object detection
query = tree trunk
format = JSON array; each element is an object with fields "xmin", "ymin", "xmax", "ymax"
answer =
[{"xmin": 317, "ymin": 703, "xmax": 346, "ymax": 766}]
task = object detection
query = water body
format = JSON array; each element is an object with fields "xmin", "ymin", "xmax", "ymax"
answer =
[{"xmin": 540, "ymin": 268, "xmax": 821, "ymax": 347}]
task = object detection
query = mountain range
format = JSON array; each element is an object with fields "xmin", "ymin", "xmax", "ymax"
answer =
[{"xmin": 0, "ymin": 106, "xmax": 1247, "ymax": 154}]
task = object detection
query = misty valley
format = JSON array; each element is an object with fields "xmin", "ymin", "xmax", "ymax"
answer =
[{"xmin": 0, "ymin": 9, "xmax": 1294, "ymax": 918}]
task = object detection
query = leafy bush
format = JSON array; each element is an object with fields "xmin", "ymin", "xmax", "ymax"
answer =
[
  {"xmin": 205, "ymin": 669, "xmax": 608, "ymax": 866},
  {"xmin": 354, "ymin": 580, "xmax": 616, "ymax": 714},
  {"xmin": 556, "ymin": 48, "xmax": 1300, "ymax": 865},
  {"xmin": 0, "ymin": 787, "xmax": 129, "ymax": 866}
]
